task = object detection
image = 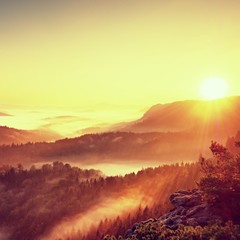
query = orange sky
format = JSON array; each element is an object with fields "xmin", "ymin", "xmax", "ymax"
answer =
[{"xmin": 0, "ymin": 0, "xmax": 240, "ymax": 110}]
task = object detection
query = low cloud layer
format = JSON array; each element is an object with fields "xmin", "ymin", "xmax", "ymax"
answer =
[{"xmin": 43, "ymin": 190, "xmax": 146, "ymax": 240}]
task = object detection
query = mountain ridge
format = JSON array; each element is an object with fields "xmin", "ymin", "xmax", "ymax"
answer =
[{"xmin": 113, "ymin": 96, "xmax": 240, "ymax": 139}]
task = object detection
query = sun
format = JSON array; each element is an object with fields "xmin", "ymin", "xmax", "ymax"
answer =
[{"xmin": 200, "ymin": 77, "xmax": 228, "ymax": 100}]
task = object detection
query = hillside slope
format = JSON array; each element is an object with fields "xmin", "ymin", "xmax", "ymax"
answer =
[
  {"xmin": 0, "ymin": 131, "xmax": 206, "ymax": 165},
  {"xmin": 115, "ymin": 96, "xmax": 240, "ymax": 142},
  {"xmin": 0, "ymin": 126, "xmax": 61, "ymax": 145}
]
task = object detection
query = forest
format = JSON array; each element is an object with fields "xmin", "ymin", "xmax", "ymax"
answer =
[
  {"xmin": 0, "ymin": 131, "xmax": 203, "ymax": 166},
  {"xmin": 0, "ymin": 133, "xmax": 240, "ymax": 239},
  {"xmin": 0, "ymin": 161, "xmax": 200, "ymax": 240}
]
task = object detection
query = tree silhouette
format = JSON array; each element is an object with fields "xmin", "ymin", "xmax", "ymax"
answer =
[{"xmin": 199, "ymin": 141, "xmax": 240, "ymax": 222}]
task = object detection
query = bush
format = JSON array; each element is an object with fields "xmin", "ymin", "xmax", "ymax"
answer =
[{"xmin": 104, "ymin": 221, "xmax": 240, "ymax": 240}]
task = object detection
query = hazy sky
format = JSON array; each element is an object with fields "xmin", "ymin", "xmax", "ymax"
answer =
[{"xmin": 1, "ymin": 0, "xmax": 240, "ymax": 109}]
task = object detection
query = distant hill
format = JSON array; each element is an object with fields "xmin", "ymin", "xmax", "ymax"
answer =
[
  {"xmin": 0, "ymin": 131, "xmax": 207, "ymax": 165},
  {"xmin": 1, "ymin": 96, "xmax": 240, "ymax": 165},
  {"xmin": 0, "ymin": 126, "xmax": 61, "ymax": 145},
  {"xmin": 114, "ymin": 96, "xmax": 240, "ymax": 142}
]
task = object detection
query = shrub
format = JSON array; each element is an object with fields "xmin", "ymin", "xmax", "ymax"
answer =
[{"xmin": 104, "ymin": 221, "xmax": 240, "ymax": 240}]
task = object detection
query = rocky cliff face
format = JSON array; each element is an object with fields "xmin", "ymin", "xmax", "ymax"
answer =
[
  {"xmin": 159, "ymin": 189, "xmax": 219, "ymax": 229},
  {"xmin": 125, "ymin": 189, "xmax": 221, "ymax": 238}
]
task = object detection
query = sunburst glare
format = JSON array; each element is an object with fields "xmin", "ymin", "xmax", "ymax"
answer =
[{"xmin": 200, "ymin": 77, "xmax": 228, "ymax": 100}]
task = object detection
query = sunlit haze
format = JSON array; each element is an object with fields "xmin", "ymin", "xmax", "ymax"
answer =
[
  {"xmin": 1, "ymin": 1, "xmax": 240, "ymax": 112},
  {"xmin": 1, "ymin": 1, "xmax": 240, "ymax": 135}
]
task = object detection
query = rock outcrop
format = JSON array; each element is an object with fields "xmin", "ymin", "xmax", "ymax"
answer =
[
  {"xmin": 125, "ymin": 189, "xmax": 221, "ymax": 238},
  {"xmin": 159, "ymin": 189, "xmax": 219, "ymax": 230}
]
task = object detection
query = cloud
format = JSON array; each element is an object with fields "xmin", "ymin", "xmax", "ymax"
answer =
[
  {"xmin": 0, "ymin": 112, "xmax": 12, "ymax": 117},
  {"xmin": 42, "ymin": 115, "xmax": 90, "ymax": 122},
  {"xmin": 79, "ymin": 127, "xmax": 103, "ymax": 135},
  {"xmin": 39, "ymin": 115, "xmax": 93, "ymax": 137},
  {"xmin": 43, "ymin": 189, "xmax": 145, "ymax": 240}
]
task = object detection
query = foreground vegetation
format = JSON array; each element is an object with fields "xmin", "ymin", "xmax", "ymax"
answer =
[
  {"xmin": 104, "ymin": 141, "xmax": 240, "ymax": 240},
  {"xmin": 199, "ymin": 141, "xmax": 240, "ymax": 222},
  {"xmin": 104, "ymin": 221, "xmax": 240, "ymax": 240}
]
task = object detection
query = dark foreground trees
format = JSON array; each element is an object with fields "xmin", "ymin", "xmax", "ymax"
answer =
[{"xmin": 199, "ymin": 141, "xmax": 240, "ymax": 222}]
